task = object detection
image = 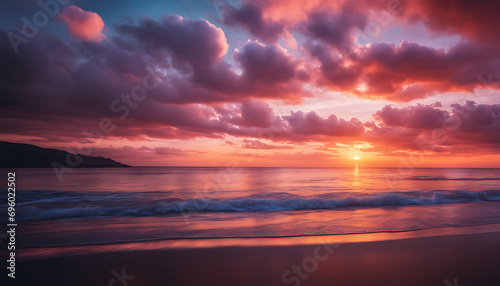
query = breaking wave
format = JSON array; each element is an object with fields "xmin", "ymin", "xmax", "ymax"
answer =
[{"xmin": 11, "ymin": 189, "xmax": 500, "ymax": 220}]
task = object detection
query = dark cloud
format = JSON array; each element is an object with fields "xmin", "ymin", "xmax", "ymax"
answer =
[
  {"xmin": 407, "ymin": 0, "xmax": 500, "ymax": 42},
  {"xmin": 305, "ymin": 41, "xmax": 361, "ymax": 89},
  {"xmin": 223, "ymin": 3, "xmax": 284, "ymax": 43},
  {"xmin": 115, "ymin": 15, "xmax": 228, "ymax": 68},
  {"xmin": 234, "ymin": 40, "xmax": 297, "ymax": 84},
  {"xmin": 302, "ymin": 3, "xmax": 368, "ymax": 48}
]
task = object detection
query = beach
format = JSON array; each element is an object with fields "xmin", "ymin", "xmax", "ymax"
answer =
[{"xmin": 16, "ymin": 229, "xmax": 500, "ymax": 286}]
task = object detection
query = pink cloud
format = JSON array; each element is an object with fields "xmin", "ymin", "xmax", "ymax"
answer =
[
  {"xmin": 59, "ymin": 5, "xmax": 106, "ymax": 42},
  {"xmin": 154, "ymin": 147, "xmax": 188, "ymax": 156},
  {"xmin": 364, "ymin": 101, "xmax": 500, "ymax": 154},
  {"xmin": 374, "ymin": 104, "xmax": 449, "ymax": 129},
  {"xmin": 302, "ymin": 39, "xmax": 500, "ymax": 101},
  {"xmin": 283, "ymin": 110, "xmax": 365, "ymax": 136},
  {"xmin": 242, "ymin": 139, "xmax": 293, "ymax": 149}
]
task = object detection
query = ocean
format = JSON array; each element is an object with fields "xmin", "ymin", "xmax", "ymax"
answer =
[{"xmin": 3, "ymin": 167, "xmax": 500, "ymax": 257}]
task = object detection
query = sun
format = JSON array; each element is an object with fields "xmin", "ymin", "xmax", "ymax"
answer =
[{"xmin": 353, "ymin": 156, "xmax": 360, "ymax": 160}]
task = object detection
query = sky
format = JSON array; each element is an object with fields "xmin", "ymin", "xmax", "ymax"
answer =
[{"xmin": 0, "ymin": 0, "xmax": 500, "ymax": 167}]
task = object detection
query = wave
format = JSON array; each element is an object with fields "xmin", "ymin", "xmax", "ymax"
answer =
[{"xmin": 13, "ymin": 190, "xmax": 500, "ymax": 220}]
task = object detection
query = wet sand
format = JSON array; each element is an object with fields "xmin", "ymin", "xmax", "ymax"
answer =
[{"xmin": 14, "ymin": 231, "xmax": 500, "ymax": 286}]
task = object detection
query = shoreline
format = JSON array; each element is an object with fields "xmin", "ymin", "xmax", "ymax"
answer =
[
  {"xmin": 16, "ymin": 223, "xmax": 500, "ymax": 261},
  {"xmin": 15, "ymin": 229, "xmax": 500, "ymax": 286}
]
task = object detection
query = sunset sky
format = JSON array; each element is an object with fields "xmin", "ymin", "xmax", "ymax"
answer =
[{"xmin": 1, "ymin": 0, "xmax": 500, "ymax": 167}]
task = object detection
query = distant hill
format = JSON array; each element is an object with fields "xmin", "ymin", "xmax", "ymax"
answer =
[{"xmin": 0, "ymin": 141, "xmax": 131, "ymax": 168}]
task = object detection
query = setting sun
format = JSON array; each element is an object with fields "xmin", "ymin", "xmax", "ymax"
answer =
[{"xmin": 354, "ymin": 156, "xmax": 360, "ymax": 160}]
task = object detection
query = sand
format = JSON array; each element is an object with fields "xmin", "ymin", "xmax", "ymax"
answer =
[{"xmin": 14, "ymin": 231, "xmax": 500, "ymax": 286}]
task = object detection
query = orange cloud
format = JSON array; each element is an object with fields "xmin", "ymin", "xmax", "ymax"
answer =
[{"xmin": 59, "ymin": 5, "xmax": 106, "ymax": 42}]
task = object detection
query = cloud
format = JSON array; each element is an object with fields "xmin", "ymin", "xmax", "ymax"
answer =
[
  {"xmin": 223, "ymin": 3, "xmax": 284, "ymax": 43},
  {"xmin": 357, "ymin": 40, "xmax": 500, "ymax": 101},
  {"xmin": 234, "ymin": 41, "xmax": 298, "ymax": 84},
  {"xmin": 11, "ymin": 4, "xmax": 500, "ymax": 113},
  {"xmin": 303, "ymin": 40, "xmax": 500, "ymax": 101},
  {"xmin": 283, "ymin": 110, "xmax": 365, "ymax": 136},
  {"xmin": 0, "ymin": 14, "xmax": 309, "ymax": 127},
  {"xmin": 59, "ymin": 5, "xmax": 106, "ymax": 42},
  {"xmin": 231, "ymin": 100, "xmax": 276, "ymax": 128},
  {"xmin": 235, "ymin": 0, "xmax": 500, "ymax": 102},
  {"xmin": 374, "ymin": 104, "xmax": 449, "ymax": 129},
  {"xmin": 365, "ymin": 101, "xmax": 500, "ymax": 154},
  {"xmin": 445, "ymin": 101, "xmax": 500, "ymax": 144},
  {"xmin": 305, "ymin": 41, "xmax": 361, "ymax": 90},
  {"xmin": 242, "ymin": 139, "xmax": 293, "ymax": 149},
  {"xmin": 78, "ymin": 145, "xmax": 198, "ymax": 165},
  {"xmin": 406, "ymin": 0, "xmax": 500, "ymax": 42},
  {"xmin": 301, "ymin": 4, "xmax": 368, "ymax": 48},
  {"xmin": 112, "ymin": 19, "xmax": 306, "ymax": 104},
  {"xmin": 115, "ymin": 15, "xmax": 228, "ymax": 68},
  {"xmin": 154, "ymin": 147, "xmax": 188, "ymax": 156},
  {"xmin": 2, "ymin": 4, "xmax": 500, "ymax": 162}
]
